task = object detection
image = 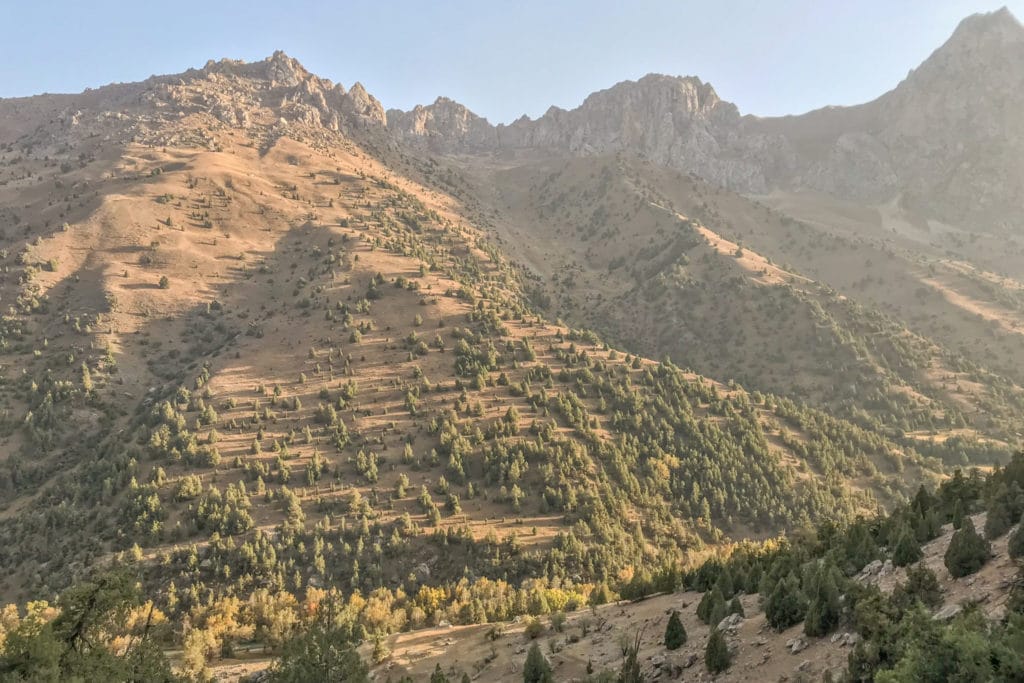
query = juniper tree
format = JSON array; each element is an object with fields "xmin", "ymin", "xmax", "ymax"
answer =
[
  {"xmin": 892, "ymin": 526, "xmax": 924, "ymax": 567},
  {"xmin": 523, "ymin": 642, "xmax": 553, "ymax": 683},
  {"xmin": 985, "ymin": 493, "xmax": 1013, "ymax": 540},
  {"xmin": 804, "ymin": 565, "xmax": 841, "ymax": 637},
  {"xmin": 765, "ymin": 573, "xmax": 806, "ymax": 631},
  {"xmin": 705, "ymin": 628, "xmax": 731, "ymax": 674},
  {"xmin": 664, "ymin": 610, "xmax": 686, "ymax": 650},
  {"xmin": 944, "ymin": 518, "xmax": 990, "ymax": 578}
]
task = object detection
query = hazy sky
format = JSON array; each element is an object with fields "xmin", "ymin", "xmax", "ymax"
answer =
[{"xmin": 2, "ymin": 1, "xmax": 1019, "ymax": 123}]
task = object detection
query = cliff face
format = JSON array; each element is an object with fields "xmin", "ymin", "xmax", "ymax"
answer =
[
  {"xmin": 386, "ymin": 8, "xmax": 1024, "ymax": 231},
  {"xmin": 498, "ymin": 74, "xmax": 795, "ymax": 193},
  {"xmin": 386, "ymin": 74, "xmax": 794, "ymax": 192},
  {"xmin": 386, "ymin": 97, "xmax": 499, "ymax": 152}
]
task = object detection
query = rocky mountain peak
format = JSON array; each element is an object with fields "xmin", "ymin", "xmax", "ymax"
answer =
[
  {"xmin": 6, "ymin": 8, "xmax": 1022, "ymax": 232},
  {"xmin": 574, "ymin": 73, "xmax": 728, "ymax": 120},
  {"xmin": 263, "ymin": 50, "xmax": 308, "ymax": 87},
  {"xmin": 387, "ymin": 71, "xmax": 754, "ymax": 185},
  {"xmin": 192, "ymin": 51, "xmax": 313, "ymax": 89},
  {"xmin": 950, "ymin": 6, "xmax": 1023, "ymax": 40},
  {"xmin": 907, "ymin": 6, "xmax": 1024, "ymax": 81},
  {"xmin": 386, "ymin": 96, "xmax": 496, "ymax": 151}
]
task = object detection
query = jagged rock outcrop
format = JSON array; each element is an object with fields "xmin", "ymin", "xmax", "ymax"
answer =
[
  {"xmin": 0, "ymin": 50, "xmax": 387, "ymax": 152},
  {"xmin": 386, "ymin": 97, "xmax": 499, "ymax": 152},
  {"xmin": 388, "ymin": 74, "xmax": 792, "ymax": 192},
  {"xmin": 877, "ymin": 7, "xmax": 1024, "ymax": 228},
  {"xmin": 166, "ymin": 51, "xmax": 387, "ymax": 133}
]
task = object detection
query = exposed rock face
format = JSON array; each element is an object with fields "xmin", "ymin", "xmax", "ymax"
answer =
[
  {"xmin": 500, "ymin": 74, "xmax": 792, "ymax": 193},
  {"xmin": 386, "ymin": 97, "xmax": 499, "ymax": 152},
  {"xmin": 751, "ymin": 6, "xmax": 1024, "ymax": 227},
  {"xmin": 180, "ymin": 51, "xmax": 387, "ymax": 132},
  {"xmin": 388, "ymin": 8, "xmax": 1024, "ymax": 232},
  {"xmin": 0, "ymin": 50, "xmax": 387, "ymax": 152},
  {"xmin": 388, "ymin": 74, "xmax": 790, "ymax": 193},
  {"xmin": 876, "ymin": 7, "xmax": 1024, "ymax": 229}
]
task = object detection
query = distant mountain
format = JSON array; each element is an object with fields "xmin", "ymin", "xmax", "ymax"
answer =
[{"xmin": 388, "ymin": 8, "xmax": 1024, "ymax": 233}]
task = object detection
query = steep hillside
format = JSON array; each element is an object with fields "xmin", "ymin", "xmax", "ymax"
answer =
[
  {"xmin": 463, "ymin": 153, "xmax": 1024, "ymax": 464},
  {"xmin": 201, "ymin": 457, "xmax": 1024, "ymax": 682},
  {"xmin": 0, "ymin": 56, "xmax": 946, "ymax": 629}
]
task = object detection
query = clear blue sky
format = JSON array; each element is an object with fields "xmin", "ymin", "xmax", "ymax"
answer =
[{"xmin": 2, "ymin": 1, "xmax": 1019, "ymax": 123}]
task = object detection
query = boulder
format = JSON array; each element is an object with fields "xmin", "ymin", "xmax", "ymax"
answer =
[
  {"xmin": 786, "ymin": 636, "xmax": 808, "ymax": 654},
  {"xmin": 934, "ymin": 604, "xmax": 963, "ymax": 621},
  {"xmin": 717, "ymin": 612, "xmax": 744, "ymax": 633}
]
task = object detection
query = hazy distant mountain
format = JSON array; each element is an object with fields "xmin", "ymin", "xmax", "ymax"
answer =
[{"xmin": 388, "ymin": 7, "xmax": 1024, "ymax": 232}]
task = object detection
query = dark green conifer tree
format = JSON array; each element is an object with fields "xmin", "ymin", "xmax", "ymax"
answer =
[
  {"xmin": 765, "ymin": 573, "xmax": 806, "ymax": 631},
  {"xmin": 522, "ymin": 643, "xmax": 552, "ymax": 683},
  {"xmin": 892, "ymin": 526, "xmax": 924, "ymax": 567},
  {"xmin": 664, "ymin": 610, "xmax": 686, "ymax": 650},
  {"xmin": 985, "ymin": 493, "xmax": 1013, "ymax": 540},
  {"xmin": 804, "ymin": 566, "xmax": 840, "ymax": 637},
  {"xmin": 944, "ymin": 518, "xmax": 991, "ymax": 578},
  {"xmin": 952, "ymin": 499, "xmax": 965, "ymax": 530},
  {"xmin": 1007, "ymin": 523, "xmax": 1024, "ymax": 560},
  {"xmin": 705, "ymin": 628, "xmax": 731, "ymax": 674}
]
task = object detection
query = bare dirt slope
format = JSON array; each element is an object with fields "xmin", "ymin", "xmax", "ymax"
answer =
[{"xmin": 462, "ymin": 153, "xmax": 1024, "ymax": 457}]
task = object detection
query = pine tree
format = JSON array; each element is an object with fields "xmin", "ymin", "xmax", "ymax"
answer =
[
  {"xmin": 944, "ymin": 518, "xmax": 991, "ymax": 578},
  {"xmin": 892, "ymin": 526, "xmax": 924, "ymax": 567},
  {"xmin": 696, "ymin": 590, "xmax": 713, "ymax": 623},
  {"xmin": 728, "ymin": 596, "xmax": 745, "ymax": 618},
  {"xmin": 709, "ymin": 597, "xmax": 728, "ymax": 629},
  {"xmin": 985, "ymin": 494, "xmax": 1013, "ymax": 540},
  {"xmin": 765, "ymin": 573, "xmax": 806, "ymax": 631},
  {"xmin": 522, "ymin": 643, "xmax": 553, "ymax": 683},
  {"xmin": 895, "ymin": 564, "xmax": 943, "ymax": 610},
  {"xmin": 804, "ymin": 566, "xmax": 840, "ymax": 637},
  {"xmin": 704, "ymin": 628, "xmax": 731, "ymax": 674},
  {"xmin": 431, "ymin": 664, "xmax": 450, "ymax": 683},
  {"xmin": 843, "ymin": 523, "xmax": 878, "ymax": 572},
  {"xmin": 1010, "ymin": 483, "xmax": 1024, "ymax": 524},
  {"xmin": 912, "ymin": 484, "xmax": 934, "ymax": 516},
  {"xmin": 714, "ymin": 567, "xmax": 735, "ymax": 599},
  {"xmin": 916, "ymin": 509, "xmax": 942, "ymax": 542},
  {"xmin": 697, "ymin": 587, "xmax": 725, "ymax": 625},
  {"xmin": 664, "ymin": 610, "xmax": 686, "ymax": 650}
]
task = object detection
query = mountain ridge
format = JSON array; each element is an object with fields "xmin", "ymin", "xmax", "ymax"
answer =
[
  {"xmin": 385, "ymin": 7, "xmax": 1024, "ymax": 231},
  {"xmin": 6, "ymin": 7, "xmax": 1021, "ymax": 232}
]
